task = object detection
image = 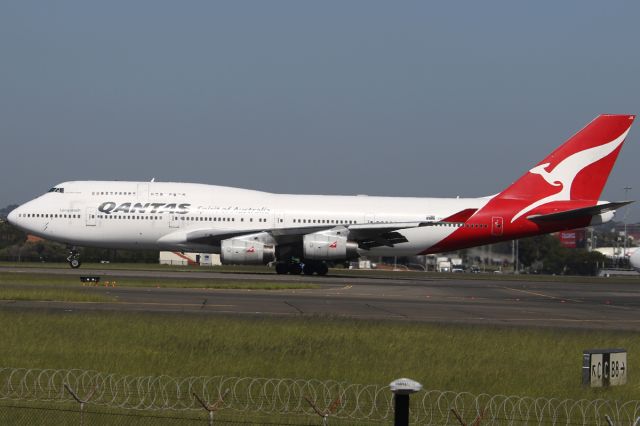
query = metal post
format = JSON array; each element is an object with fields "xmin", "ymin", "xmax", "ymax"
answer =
[
  {"xmin": 304, "ymin": 395, "xmax": 341, "ymax": 425},
  {"xmin": 64, "ymin": 383, "xmax": 97, "ymax": 426},
  {"xmin": 193, "ymin": 389, "xmax": 229, "ymax": 425},
  {"xmin": 623, "ymin": 186, "xmax": 631, "ymax": 262},
  {"xmin": 390, "ymin": 378, "xmax": 422, "ymax": 426},
  {"xmin": 394, "ymin": 394, "xmax": 409, "ymax": 426}
]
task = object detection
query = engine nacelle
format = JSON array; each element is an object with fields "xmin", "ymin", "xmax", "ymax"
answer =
[
  {"xmin": 303, "ymin": 233, "xmax": 358, "ymax": 260},
  {"xmin": 220, "ymin": 238, "xmax": 275, "ymax": 265},
  {"xmin": 590, "ymin": 211, "xmax": 615, "ymax": 226}
]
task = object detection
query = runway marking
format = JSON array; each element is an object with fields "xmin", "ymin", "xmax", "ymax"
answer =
[
  {"xmin": 284, "ymin": 301, "xmax": 304, "ymax": 314},
  {"xmin": 499, "ymin": 286, "xmax": 582, "ymax": 303}
]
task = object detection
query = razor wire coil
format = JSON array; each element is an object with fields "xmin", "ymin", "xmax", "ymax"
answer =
[{"xmin": 1, "ymin": 367, "xmax": 639, "ymax": 424}]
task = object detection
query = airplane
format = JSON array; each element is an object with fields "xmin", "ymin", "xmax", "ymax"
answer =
[{"xmin": 7, "ymin": 114, "xmax": 636, "ymax": 275}]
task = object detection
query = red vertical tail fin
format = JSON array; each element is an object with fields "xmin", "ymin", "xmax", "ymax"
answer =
[{"xmin": 492, "ymin": 114, "xmax": 635, "ymax": 223}]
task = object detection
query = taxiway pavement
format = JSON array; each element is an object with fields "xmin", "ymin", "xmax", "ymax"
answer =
[{"xmin": 1, "ymin": 267, "xmax": 639, "ymax": 330}]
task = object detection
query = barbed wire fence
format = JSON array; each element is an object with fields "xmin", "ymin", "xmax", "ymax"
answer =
[{"xmin": 1, "ymin": 367, "xmax": 640, "ymax": 424}]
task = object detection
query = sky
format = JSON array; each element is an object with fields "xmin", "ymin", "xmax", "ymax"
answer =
[{"xmin": 1, "ymin": 1, "xmax": 639, "ymax": 221}]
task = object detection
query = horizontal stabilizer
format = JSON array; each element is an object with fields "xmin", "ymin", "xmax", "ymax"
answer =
[{"xmin": 526, "ymin": 201, "xmax": 633, "ymax": 222}]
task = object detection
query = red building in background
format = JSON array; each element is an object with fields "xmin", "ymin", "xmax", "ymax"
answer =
[{"xmin": 557, "ymin": 229, "xmax": 587, "ymax": 248}]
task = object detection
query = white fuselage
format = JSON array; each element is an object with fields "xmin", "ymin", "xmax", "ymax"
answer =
[
  {"xmin": 8, "ymin": 181, "xmax": 490, "ymax": 256},
  {"xmin": 630, "ymin": 248, "xmax": 640, "ymax": 273}
]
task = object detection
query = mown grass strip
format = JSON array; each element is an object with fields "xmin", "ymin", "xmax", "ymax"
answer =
[
  {"xmin": 0, "ymin": 288, "xmax": 115, "ymax": 303},
  {"xmin": 0, "ymin": 261, "xmax": 274, "ymax": 274},
  {"xmin": 0, "ymin": 272, "xmax": 318, "ymax": 290}
]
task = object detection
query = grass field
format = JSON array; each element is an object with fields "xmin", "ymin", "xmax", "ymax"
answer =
[
  {"xmin": 0, "ymin": 287, "xmax": 115, "ymax": 302},
  {"xmin": 0, "ymin": 310, "xmax": 638, "ymax": 402},
  {"xmin": 0, "ymin": 271, "xmax": 318, "ymax": 290}
]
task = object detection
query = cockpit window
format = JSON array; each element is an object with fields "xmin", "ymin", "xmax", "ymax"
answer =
[{"xmin": 48, "ymin": 187, "xmax": 65, "ymax": 193}]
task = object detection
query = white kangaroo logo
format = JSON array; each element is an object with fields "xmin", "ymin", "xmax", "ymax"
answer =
[{"xmin": 511, "ymin": 128, "xmax": 630, "ymax": 223}]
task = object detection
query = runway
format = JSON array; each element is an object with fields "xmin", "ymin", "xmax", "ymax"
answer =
[{"xmin": 1, "ymin": 266, "xmax": 639, "ymax": 330}]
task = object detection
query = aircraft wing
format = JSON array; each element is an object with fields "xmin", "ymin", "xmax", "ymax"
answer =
[
  {"xmin": 174, "ymin": 225, "xmax": 333, "ymax": 246},
  {"xmin": 159, "ymin": 221, "xmax": 433, "ymax": 249},
  {"xmin": 346, "ymin": 222, "xmax": 430, "ymax": 249}
]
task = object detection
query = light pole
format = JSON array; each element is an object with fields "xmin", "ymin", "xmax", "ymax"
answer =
[{"xmin": 623, "ymin": 186, "xmax": 632, "ymax": 261}]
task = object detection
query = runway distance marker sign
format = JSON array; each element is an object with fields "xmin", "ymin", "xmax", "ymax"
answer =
[{"xmin": 583, "ymin": 349, "xmax": 627, "ymax": 387}]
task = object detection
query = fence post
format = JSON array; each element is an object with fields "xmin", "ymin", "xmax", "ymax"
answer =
[
  {"xmin": 451, "ymin": 408, "xmax": 486, "ymax": 426},
  {"xmin": 193, "ymin": 388, "xmax": 229, "ymax": 426},
  {"xmin": 64, "ymin": 383, "xmax": 97, "ymax": 426},
  {"xmin": 304, "ymin": 395, "xmax": 341, "ymax": 425},
  {"xmin": 390, "ymin": 378, "xmax": 422, "ymax": 426}
]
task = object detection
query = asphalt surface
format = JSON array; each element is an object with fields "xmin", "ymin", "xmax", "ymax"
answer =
[{"xmin": 1, "ymin": 266, "xmax": 639, "ymax": 330}]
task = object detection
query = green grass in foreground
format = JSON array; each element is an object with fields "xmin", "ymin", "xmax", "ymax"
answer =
[
  {"xmin": 0, "ymin": 310, "xmax": 638, "ymax": 401},
  {"xmin": 0, "ymin": 272, "xmax": 318, "ymax": 290},
  {"xmin": 0, "ymin": 288, "xmax": 115, "ymax": 302}
]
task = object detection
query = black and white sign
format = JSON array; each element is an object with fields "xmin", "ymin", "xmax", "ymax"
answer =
[{"xmin": 583, "ymin": 349, "xmax": 627, "ymax": 387}]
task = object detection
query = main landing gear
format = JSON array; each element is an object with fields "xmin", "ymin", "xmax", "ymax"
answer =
[
  {"xmin": 67, "ymin": 248, "xmax": 82, "ymax": 269},
  {"xmin": 275, "ymin": 260, "xmax": 328, "ymax": 276}
]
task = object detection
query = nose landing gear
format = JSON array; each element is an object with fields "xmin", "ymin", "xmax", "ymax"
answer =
[{"xmin": 67, "ymin": 248, "xmax": 82, "ymax": 269}]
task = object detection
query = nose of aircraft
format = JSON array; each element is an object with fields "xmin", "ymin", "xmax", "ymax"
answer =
[{"xmin": 6, "ymin": 208, "xmax": 18, "ymax": 225}]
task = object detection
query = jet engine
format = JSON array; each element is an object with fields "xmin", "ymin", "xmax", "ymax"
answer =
[
  {"xmin": 220, "ymin": 238, "xmax": 276, "ymax": 265},
  {"xmin": 303, "ymin": 233, "xmax": 358, "ymax": 260}
]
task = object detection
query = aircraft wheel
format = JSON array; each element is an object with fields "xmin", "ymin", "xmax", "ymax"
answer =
[
  {"xmin": 302, "ymin": 263, "xmax": 315, "ymax": 275},
  {"xmin": 275, "ymin": 263, "xmax": 288, "ymax": 274},
  {"xmin": 69, "ymin": 258, "xmax": 81, "ymax": 269},
  {"xmin": 288, "ymin": 263, "xmax": 302, "ymax": 275},
  {"xmin": 317, "ymin": 263, "xmax": 329, "ymax": 276}
]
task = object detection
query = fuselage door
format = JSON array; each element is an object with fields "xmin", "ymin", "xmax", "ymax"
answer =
[
  {"xmin": 86, "ymin": 207, "xmax": 97, "ymax": 226},
  {"xmin": 169, "ymin": 214, "xmax": 180, "ymax": 228},
  {"xmin": 273, "ymin": 211, "xmax": 285, "ymax": 228},
  {"xmin": 491, "ymin": 216, "xmax": 504, "ymax": 236}
]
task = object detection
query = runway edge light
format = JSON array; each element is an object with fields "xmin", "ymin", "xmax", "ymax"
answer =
[
  {"xmin": 390, "ymin": 378, "xmax": 422, "ymax": 426},
  {"xmin": 582, "ymin": 348, "xmax": 627, "ymax": 387}
]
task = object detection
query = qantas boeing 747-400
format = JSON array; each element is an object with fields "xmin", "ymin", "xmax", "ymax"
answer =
[{"xmin": 7, "ymin": 114, "xmax": 636, "ymax": 275}]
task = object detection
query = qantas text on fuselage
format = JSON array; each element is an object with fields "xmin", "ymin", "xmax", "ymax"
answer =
[{"xmin": 7, "ymin": 115, "xmax": 636, "ymax": 275}]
